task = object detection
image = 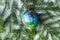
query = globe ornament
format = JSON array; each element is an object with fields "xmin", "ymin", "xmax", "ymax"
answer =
[{"xmin": 22, "ymin": 11, "xmax": 38, "ymax": 30}]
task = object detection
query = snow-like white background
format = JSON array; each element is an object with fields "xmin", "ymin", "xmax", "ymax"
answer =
[{"xmin": 0, "ymin": 0, "xmax": 60, "ymax": 40}]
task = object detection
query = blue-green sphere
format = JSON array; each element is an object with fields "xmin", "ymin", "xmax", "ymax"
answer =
[{"xmin": 22, "ymin": 11, "xmax": 38, "ymax": 29}]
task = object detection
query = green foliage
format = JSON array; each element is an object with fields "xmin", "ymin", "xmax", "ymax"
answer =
[{"xmin": 0, "ymin": 0, "xmax": 60, "ymax": 40}]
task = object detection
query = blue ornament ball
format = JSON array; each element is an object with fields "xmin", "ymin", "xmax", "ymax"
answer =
[{"xmin": 22, "ymin": 11, "xmax": 38, "ymax": 29}]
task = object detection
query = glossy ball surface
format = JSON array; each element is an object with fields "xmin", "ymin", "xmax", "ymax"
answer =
[{"xmin": 22, "ymin": 11, "xmax": 38, "ymax": 29}]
